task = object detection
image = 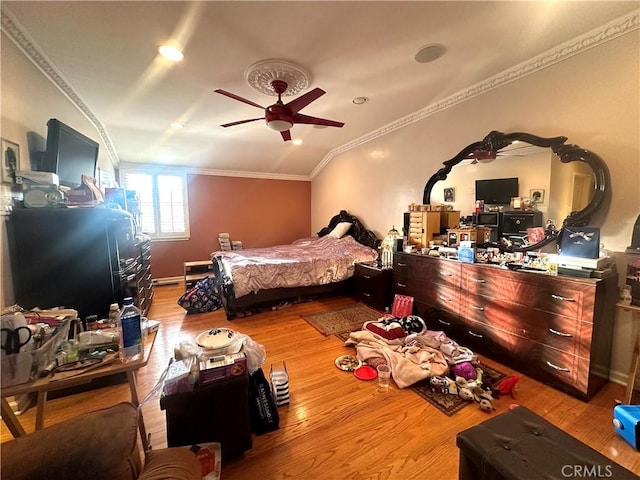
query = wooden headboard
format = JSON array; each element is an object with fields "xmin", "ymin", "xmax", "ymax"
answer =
[{"xmin": 317, "ymin": 210, "xmax": 381, "ymax": 251}]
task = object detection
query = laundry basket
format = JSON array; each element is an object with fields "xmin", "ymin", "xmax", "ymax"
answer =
[{"xmin": 269, "ymin": 362, "xmax": 289, "ymax": 406}]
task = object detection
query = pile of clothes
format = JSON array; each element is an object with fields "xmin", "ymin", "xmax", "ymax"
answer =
[{"xmin": 345, "ymin": 314, "xmax": 518, "ymax": 411}]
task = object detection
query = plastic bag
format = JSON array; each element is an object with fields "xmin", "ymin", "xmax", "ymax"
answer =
[{"xmin": 238, "ymin": 334, "xmax": 266, "ymax": 374}]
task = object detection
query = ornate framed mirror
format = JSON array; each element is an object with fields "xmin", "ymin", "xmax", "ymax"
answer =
[{"xmin": 422, "ymin": 131, "xmax": 610, "ymax": 251}]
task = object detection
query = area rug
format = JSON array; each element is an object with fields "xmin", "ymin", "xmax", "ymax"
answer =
[
  {"xmin": 411, "ymin": 363, "xmax": 507, "ymax": 416},
  {"xmin": 302, "ymin": 305, "xmax": 381, "ymax": 336}
]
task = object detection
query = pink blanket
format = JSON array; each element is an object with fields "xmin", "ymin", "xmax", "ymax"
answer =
[{"xmin": 213, "ymin": 236, "xmax": 378, "ymax": 298}]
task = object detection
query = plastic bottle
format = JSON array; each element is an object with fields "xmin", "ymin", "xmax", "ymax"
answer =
[
  {"xmin": 118, "ymin": 297, "xmax": 143, "ymax": 362},
  {"xmin": 108, "ymin": 303, "xmax": 121, "ymax": 327}
]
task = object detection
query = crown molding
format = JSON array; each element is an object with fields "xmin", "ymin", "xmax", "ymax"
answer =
[
  {"xmin": 310, "ymin": 9, "xmax": 639, "ymax": 179},
  {"xmin": 118, "ymin": 162, "xmax": 310, "ymax": 182},
  {"xmin": 1, "ymin": 7, "xmax": 120, "ymax": 167}
]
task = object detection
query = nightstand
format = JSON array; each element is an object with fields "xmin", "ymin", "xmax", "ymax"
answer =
[{"xmin": 354, "ymin": 262, "xmax": 393, "ymax": 311}]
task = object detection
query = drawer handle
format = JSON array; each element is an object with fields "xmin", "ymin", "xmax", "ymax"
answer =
[
  {"xmin": 551, "ymin": 294, "xmax": 576, "ymax": 302},
  {"xmin": 470, "ymin": 304, "xmax": 485, "ymax": 311},
  {"xmin": 397, "ymin": 283, "xmax": 407, "ymax": 288},
  {"xmin": 546, "ymin": 361, "xmax": 570, "ymax": 373},
  {"xmin": 438, "ymin": 295, "xmax": 452, "ymax": 302},
  {"xmin": 468, "ymin": 330, "xmax": 483, "ymax": 338},
  {"xmin": 438, "ymin": 319, "xmax": 451, "ymax": 326},
  {"xmin": 548, "ymin": 328, "xmax": 573, "ymax": 338},
  {"xmin": 397, "ymin": 262, "xmax": 407, "ymax": 267},
  {"xmin": 470, "ymin": 278, "xmax": 486, "ymax": 284},
  {"xmin": 439, "ymin": 271, "xmax": 453, "ymax": 277},
  {"xmin": 363, "ymin": 275, "xmax": 371, "ymax": 279},
  {"xmin": 363, "ymin": 292, "xmax": 371, "ymax": 297}
]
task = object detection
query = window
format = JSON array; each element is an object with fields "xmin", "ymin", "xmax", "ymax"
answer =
[{"xmin": 120, "ymin": 167, "xmax": 189, "ymax": 240}]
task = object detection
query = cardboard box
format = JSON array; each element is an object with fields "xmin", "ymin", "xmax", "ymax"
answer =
[{"xmin": 199, "ymin": 352, "xmax": 247, "ymax": 386}]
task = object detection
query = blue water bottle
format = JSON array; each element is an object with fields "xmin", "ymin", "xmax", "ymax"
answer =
[{"xmin": 118, "ymin": 297, "xmax": 143, "ymax": 362}]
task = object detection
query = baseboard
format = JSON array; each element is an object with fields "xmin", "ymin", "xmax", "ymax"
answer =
[
  {"xmin": 609, "ymin": 368, "xmax": 631, "ymax": 387},
  {"xmin": 152, "ymin": 276, "xmax": 183, "ymax": 286}
]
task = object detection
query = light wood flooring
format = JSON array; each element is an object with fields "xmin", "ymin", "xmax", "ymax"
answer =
[{"xmin": 2, "ymin": 284, "xmax": 639, "ymax": 478}]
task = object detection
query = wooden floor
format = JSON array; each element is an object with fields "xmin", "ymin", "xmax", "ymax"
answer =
[{"xmin": 2, "ymin": 284, "xmax": 639, "ymax": 478}]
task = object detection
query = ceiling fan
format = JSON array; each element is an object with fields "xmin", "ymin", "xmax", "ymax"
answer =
[{"xmin": 214, "ymin": 80, "xmax": 344, "ymax": 141}]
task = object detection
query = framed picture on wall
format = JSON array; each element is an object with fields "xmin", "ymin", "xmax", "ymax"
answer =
[
  {"xmin": 1, "ymin": 138, "xmax": 19, "ymax": 184},
  {"xmin": 444, "ymin": 187, "xmax": 455, "ymax": 202},
  {"xmin": 530, "ymin": 189, "xmax": 545, "ymax": 204}
]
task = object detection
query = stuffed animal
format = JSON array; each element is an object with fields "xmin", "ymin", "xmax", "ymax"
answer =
[
  {"xmin": 477, "ymin": 391, "xmax": 496, "ymax": 412},
  {"xmin": 429, "ymin": 376, "xmax": 458, "ymax": 395},
  {"xmin": 494, "ymin": 374, "xmax": 519, "ymax": 398},
  {"xmin": 455, "ymin": 376, "xmax": 496, "ymax": 412},
  {"xmin": 450, "ymin": 362, "xmax": 477, "ymax": 381}
]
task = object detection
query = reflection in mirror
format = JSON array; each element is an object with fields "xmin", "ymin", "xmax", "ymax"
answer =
[{"xmin": 422, "ymin": 131, "xmax": 609, "ymax": 252}]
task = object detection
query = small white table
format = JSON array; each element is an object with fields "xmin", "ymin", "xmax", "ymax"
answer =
[{"xmin": 617, "ymin": 302, "xmax": 640, "ymax": 404}]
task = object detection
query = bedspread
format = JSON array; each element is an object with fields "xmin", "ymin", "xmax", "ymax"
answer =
[{"xmin": 213, "ymin": 235, "xmax": 378, "ymax": 298}]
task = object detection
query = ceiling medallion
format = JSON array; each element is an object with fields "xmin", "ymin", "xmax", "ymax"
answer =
[{"xmin": 245, "ymin": 59, "xmax": 311, "ymax": 97}]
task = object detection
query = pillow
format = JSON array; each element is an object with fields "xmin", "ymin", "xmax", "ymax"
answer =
[{"xmin": 328, "ymin": 222, "xmax": 352, "ymax": 239}]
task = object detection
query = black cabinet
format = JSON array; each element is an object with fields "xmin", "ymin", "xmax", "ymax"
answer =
[
  {"xmin": 354, "ymin": 262, "xmax": 393, "ymax": 311},
  {"xmin": 8, "ymin": 207, "xmax": 152, "ymax": 320},
  {"xmin": 160, "ymin": 374, "xmax": 252, "ymax": 459}
]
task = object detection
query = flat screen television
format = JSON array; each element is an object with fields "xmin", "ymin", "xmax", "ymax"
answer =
[
  {"xmin": 475, "ymin": 177, "xmax": 519, "ymax": 205},
  {"xmin": 40, "ymin": 118, "xmax": 99, "ymax": 188}
]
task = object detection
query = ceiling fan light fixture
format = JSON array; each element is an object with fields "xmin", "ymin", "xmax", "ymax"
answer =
[
  {"xmin": 267, "ymin": 119, "xmax": 293, "ymax": 132},
  {"xmin": 159, "ymin": 45, "xmax": 184, "ymax": 62}
]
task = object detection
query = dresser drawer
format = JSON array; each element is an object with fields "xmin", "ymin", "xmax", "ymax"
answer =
[
  {"xmin": 453, "ymin": 319, "xmax": 513, "ymax": 359},
  {"xmin": 462, "ymin": 295, "xmax": 591, "ymax": 358},
  {"xmin": 461, "ymin": 264, "xmax": 585, "ymax": 319},
  {"xmin": 511, "ymin": 336, "xmax": 589, "ymax": 395}
]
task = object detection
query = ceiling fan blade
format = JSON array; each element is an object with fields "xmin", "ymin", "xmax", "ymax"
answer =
[
  {"xmin": 280, "ymin": 130, "xmax": 291, "ymax": 142},
  {"xmin": 214, "ymin": 89, "xmax": 265, "ymax": 110},
  {"xmin": 285, "ymin": 88, "xmax": 326, "ymax": 115},
  {"xmin": 220, "ymin": 118, "xmax": 263, "ymax": 128},
  {"xmin": 293, "ymin": 113, "xmax": 344, "ymax": 128}
]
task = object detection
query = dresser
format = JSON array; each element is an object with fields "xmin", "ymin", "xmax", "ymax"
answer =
[
  {"xmin": 393, "ymin": 252, "xmax": 618, "ymax": 400},
  {"xmin": 8, "ymin": 207, "xmax": 153, "ymax": 320}
]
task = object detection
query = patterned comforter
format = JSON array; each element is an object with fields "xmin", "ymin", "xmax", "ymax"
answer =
[{"xmin": 213, "ymin": 235, "xmax": 378, "ymax": 298}]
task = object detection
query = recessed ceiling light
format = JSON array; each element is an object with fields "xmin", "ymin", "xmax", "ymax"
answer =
[
  {"xmin": 159, "ymin": 45, "xmax": 184, "ymax": 62},
  {"xmin": 414, "ymin": 44, "xmax": 445, "ymax": 64},
  {"xmin": 352, "ymin": 96, "xmax": 369, "ymax": 105},
  {"xmin": 170, "ymin": 122, "xmax": 184, "ymax": 129},
  {"xmin": 292, "ymin": 139, "xmax": 302, "ymax": 145}
]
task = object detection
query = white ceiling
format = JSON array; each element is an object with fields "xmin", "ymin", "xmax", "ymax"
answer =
[{"xmin": 3, "ymin": 1, "xmax": 638, "ymax": 178}]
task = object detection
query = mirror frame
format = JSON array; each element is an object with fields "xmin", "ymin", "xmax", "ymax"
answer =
[{"xmin": 422, "ymin": 130, "xmax": 610, "ymax": 251}]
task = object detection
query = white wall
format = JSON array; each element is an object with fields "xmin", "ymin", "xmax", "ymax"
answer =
[
  {"xmin": 1, "ymin": 37, "xmax": 116, "ymax": 307},
  {"xmin": 312, "ymin": 31, "xmax": 640, "ymax": 383}
]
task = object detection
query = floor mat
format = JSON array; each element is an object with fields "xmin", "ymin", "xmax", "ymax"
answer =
[
  {"xmin": 410, "ymin": 363, "xmax": 507, "ymax": 416},
  {"xmin": 302, "ymin": 305, "xmax": 381, "ymax": 336}
]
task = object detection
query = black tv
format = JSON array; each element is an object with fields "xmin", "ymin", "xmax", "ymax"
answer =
[
  {"xmin": 475, "ymin": 177, "xmax": 519, "ymax": 205},
  {"xmin": 41, "ymin": 118, "xmax": 99, "ymax": 188}
]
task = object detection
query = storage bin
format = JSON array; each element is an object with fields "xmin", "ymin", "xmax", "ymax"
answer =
[
  {"xmin": 1, "ymin": 318, "xmax": 70, "ymax": 388},
  {"xmin": 614, "ymin": 404, "xmax": 640, "ymax": 450}
]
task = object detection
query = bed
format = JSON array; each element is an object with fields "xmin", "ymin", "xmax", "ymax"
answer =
[{"xmin": 211, "ymin": 210, "xmax": 380, "ymax": 320}]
